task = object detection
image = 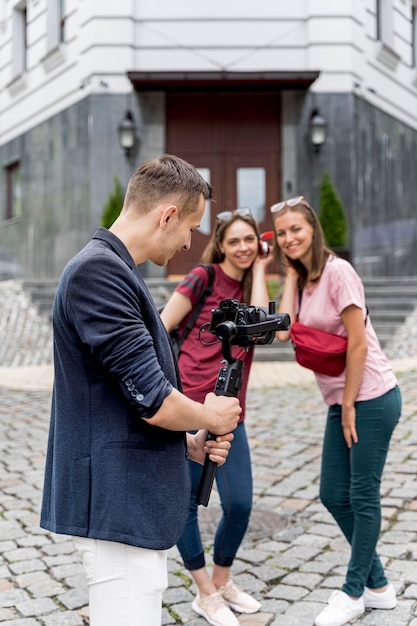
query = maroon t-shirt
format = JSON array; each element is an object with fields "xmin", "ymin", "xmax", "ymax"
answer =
[{"xmin": 176, "ymin": 264, "xmax": 254, "ymax": 423}]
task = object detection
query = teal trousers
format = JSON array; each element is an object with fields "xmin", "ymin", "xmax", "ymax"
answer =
[{"xmin": 319, "ymin": 385, "xmax": 401, "ymax": 597}]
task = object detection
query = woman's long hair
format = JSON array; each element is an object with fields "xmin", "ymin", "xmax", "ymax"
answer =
[
  {"xmin": 271, "ymin": 199, "xmax": 333, "ymax": 289},
  {"xmin": 200, "ymin": 213, "xmax": 262, "ymax": 304}
]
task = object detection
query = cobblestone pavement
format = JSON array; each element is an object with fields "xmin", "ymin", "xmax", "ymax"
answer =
[
  {"xmin": 1, "ymin": 279, "xmax": 417, "ymax": 625},
  {"xmin": 0, "ymin": 368, "xmax": 417, "ymax": 625}
]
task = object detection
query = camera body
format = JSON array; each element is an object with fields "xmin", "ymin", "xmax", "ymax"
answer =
[
  {"xmin": 196, "ymin": 296, "xmax": 290, "ymax": 507},
  {"xmin": 209, "ymin": 298, "xmax": 290, "ymax": 347},
  {"xmin": 210, "ymin": 298, "xmax": 266, "ymax": 332}
]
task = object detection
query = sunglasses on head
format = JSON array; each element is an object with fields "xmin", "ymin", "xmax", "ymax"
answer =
[
  {"xmin": 216, "ymin": 208, "xmax": 252, "ymax": 221},
  {"xmin": 270, "ymin": 196, "xmax": 306, "ymax": 213}
]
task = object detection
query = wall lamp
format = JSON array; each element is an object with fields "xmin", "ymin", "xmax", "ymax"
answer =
[
  {"xmin": 309, "ymin": 108, "xmax": 328, "ymax": 153},
  {"xmin": 117, "ymin": 110, "xmax": 137, "ymax": 159}
]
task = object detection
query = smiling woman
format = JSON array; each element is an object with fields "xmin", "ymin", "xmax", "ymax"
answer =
[
  {"xmin": 271, "ymin": 195, "xmax": 401, "ymax": 626},
  {"xmin": 160, "ymin": 210, "xmax": 270, "ymax": 626}
]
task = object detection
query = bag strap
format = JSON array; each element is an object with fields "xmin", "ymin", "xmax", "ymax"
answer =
[
  {"xmin": 177, "ymin": 264, "xmax": 215, "ymax": 349},
  {"xmin": 297, "ymin": 289, "xmax": 302, "ymax": 321}
]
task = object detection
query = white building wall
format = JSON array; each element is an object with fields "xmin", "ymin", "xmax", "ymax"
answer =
[{"xmin": 0, "ymin": 0, "xmax": 416, "ymax": 145}]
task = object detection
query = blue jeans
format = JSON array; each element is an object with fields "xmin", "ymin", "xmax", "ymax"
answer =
[
  {"xmin": 319, "ymin": 386, "xmax": 401, "ymax": 597},
  {"xmin": 177, "ymin": 422, "xmax": 253, "ymax": 570}
]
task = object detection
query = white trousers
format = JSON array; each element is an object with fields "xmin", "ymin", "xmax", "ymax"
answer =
[{"xmin": 72, "ymin": 537, "xmax": 168, "ymax": 626}]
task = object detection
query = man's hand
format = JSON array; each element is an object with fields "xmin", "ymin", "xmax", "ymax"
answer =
[
  {"xmin": 188, "ymin": 431, "xmax": 234, "ymax": 465},
  {"xmin": 203, "ymin": 392, "xmax": 241, "ymax": 435}
]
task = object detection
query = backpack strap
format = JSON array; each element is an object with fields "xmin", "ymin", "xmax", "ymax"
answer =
[{"xmin": 177, "ymin": 264, "xmax": 215, "ymax": 349}]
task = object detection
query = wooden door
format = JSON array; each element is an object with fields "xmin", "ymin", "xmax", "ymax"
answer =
[{"xmin": 166, "ymin": 92, "xmax": 281, "ymax": 275}]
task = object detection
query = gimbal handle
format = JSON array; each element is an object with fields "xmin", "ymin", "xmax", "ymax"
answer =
[
  {"xmin": 195, "ymin": 302, "xmax": 290, "ymax": 506},
  {"xmin": 195, "ymin": 358, "xmax": 244, "ymax": 507}
]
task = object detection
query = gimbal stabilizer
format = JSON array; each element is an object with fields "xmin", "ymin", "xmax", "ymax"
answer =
[{"xmin": 195, "ymin": 299, "xmax": 291, "ymax": 507}]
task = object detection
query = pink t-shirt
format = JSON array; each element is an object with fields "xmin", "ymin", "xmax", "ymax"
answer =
[
  {"xmin": 296, "ymin": 256, "xmax": 397, "ymax": 405},
  {"xmin": 176, "ymin": 264, "xmax": 254, "ymax": 422}
]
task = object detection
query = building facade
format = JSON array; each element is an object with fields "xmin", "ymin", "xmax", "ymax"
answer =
[{"xmin": 0, "ymin": 0, "xmax": 416, "ymax": 279}]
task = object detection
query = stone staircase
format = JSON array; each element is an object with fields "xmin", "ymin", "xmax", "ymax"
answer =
[
  {"xmin": 21, "ymin": 275, "xmax": 417, "ymax": 362},
  {"xmin": 257, "ymin": 275, "xmax": 417, "ymax": 361},
  {"xmin": 362, "ymin": 276, "xmax": 417, "ymax": 347}
]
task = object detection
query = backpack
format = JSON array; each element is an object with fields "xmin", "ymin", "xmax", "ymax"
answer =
[{"xmin": 160, "ymin": 264, "xmax": 215, "ymax": 358}]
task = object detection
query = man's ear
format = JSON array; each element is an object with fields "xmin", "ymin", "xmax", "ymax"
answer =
[{"xmin": 160, "ymin": 205, "xmax": 178, "ymax": 228}]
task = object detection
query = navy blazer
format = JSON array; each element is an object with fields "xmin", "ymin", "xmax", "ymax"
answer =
[{"xmin": 40, "ymin": 229, "xmax": 191, "ymax": 549}]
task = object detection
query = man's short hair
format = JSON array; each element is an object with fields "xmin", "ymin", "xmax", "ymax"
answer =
[{"xmin": 124, "ymin": 154, "xmax": 213, "ymax": 217}]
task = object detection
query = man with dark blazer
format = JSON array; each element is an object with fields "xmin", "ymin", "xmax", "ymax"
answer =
[{"xmin": 40, "ymin": 154, "xmax": 241, "ymax": 626}]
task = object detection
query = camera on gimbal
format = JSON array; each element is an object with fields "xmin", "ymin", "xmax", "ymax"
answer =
[
  {"xmin": 209, "ymin": 298, "xmax": 290, "ymax": 347},
  {"xmin": 196, "ymin": 298, "xmax": 291, "ymax": 507}
]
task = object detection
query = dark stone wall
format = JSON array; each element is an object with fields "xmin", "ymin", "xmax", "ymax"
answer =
[
  {"xmin": 353, "ymin": 97, "xmax": 417, "ymax": 276},
  {"xmin": 0, "ymin": 95, "xmax": 140, "ymax": 279},
  {"xmin": 296, "ymin": 92, "xmax": 417, "ymax": 277},
  {"xmin": 1, "ymin": 90, "xmax": 416, "ymax": 280}
]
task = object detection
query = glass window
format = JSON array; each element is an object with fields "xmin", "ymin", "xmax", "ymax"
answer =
[
  {"xmin": 196, "ymin": 168, "xmax": 211, "ymax": 235},
  {"xmin": 5, "ymin": 163, "xmax": 22, "ymax": 220},
  {"xmin": 376, "ymin": 0, "xmax": 394, "ymax": 48},
  {"xmin": 60, "ymin": 0, "xmax": 67, "ymax": 43},
  {"xmin": 46, "ymin": 0, "xmax": 67, "ymax": 51},
  {"xmin": 237, "ymin": 168, "xmax": 266, "ymax": 223},
  {"xmin": 413, "ymin": 5, "xmax": 417, "ymax": 68},
  {"xmin": 12, "ymin": 4, "xmax": 27, "ymax": 77}
]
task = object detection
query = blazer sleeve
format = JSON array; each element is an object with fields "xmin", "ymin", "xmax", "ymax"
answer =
[{"xmin": 61, "ymin": 249, "xmax": 174, "ymax": 418}]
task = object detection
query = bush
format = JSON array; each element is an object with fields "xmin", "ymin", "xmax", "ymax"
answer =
[
  {"xmin": 101, "ymin": 177, "xmax": 124, "ymax": 228},
  {"xmin": 267, "ymin": 278, "xmax": 282, "ymax": 301},
  {"xmin": 318, "ymin": 170, "xmax": 348, "ymax": 248}
]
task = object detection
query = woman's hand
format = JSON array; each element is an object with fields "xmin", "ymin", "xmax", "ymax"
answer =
[
  {"xmin": 341, "ymin": 404, "xmax": 358, "ymax": 448},
  {"xmin": 254, "ymin": 247, "xmax": 273, "ymax": 269},
  {"xmin": 187, "ymin": 430, "xmax": 234, "ymax": 466}
]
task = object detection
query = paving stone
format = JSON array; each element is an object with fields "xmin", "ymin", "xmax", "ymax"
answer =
[
  {"xmin": 15, "ymin": 597, "xmax": 56, "ymax": 616},
  {"xmin": 239, "ymin": 613, "xmax": 275, "ymax": 625},
  {"xmin": 8, "ymin": 560, "xmax": 47, "ymax": 576},
  {"xmin": 280, "ymin": 571, "xmax": 323, "ymax": 590},
  {"xmin": 405, "ymin": 585, "xmax": 417, "ymax": 599},
  {"xmin": 0, "ymin": 608, "xmax": 16, "ymax": 620},
  {"xmin": 41, "ymin": 612, "xmax": 84, "ymax": 625},
  {"xmin": 4, "ymin": 548, "xmax": 41, "ymax": 563},
  {"xmin": 267, "ymin": 584, "xmax": 310, "ymax": 601},
  {"xmin": 1, "ymin": 287, "xmax": 417, "ymax": 623},
  {"xmin": 0, "ymin": 588, "xmax": 30, "ymax": 607},
  {"xmin": 57, "ymin": 588, "xmax": 89, "ymax": 610},
  {"xmin": 3, "ymin": 617, "xmax": 41, "ymax": 626}
]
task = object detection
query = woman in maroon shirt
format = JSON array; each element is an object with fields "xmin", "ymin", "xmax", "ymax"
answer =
[{"xmin": 161, "ymin": 209, "xmax": 270, "ymax": 626}]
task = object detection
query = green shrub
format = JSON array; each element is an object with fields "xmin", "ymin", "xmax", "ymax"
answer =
[
  {"xmin": 101, "ymin": 177, "xmax": 124, "ymax": 228},
  {"xmin": 267, "ymin": 278, "xmax": 282, "ymax": 301},
  {"xmin": 318, "ymin": 170, "xmax": 348, "ymax": 248}
]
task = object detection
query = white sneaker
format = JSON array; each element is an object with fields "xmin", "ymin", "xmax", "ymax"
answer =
[
  {"xmin": 363, "ymin": 583, "xmax": 397, "ymax": 609},
  {"xmin": 315, "ymin": 590, "xmax": 365, "ymax": 626},
  {"xmin": 218, "ymin": 579, "xmax": 261, "ymax": 614},
  {"xmin": 192, "ymin": 591, "xmax": 239, "ymax": 626}
]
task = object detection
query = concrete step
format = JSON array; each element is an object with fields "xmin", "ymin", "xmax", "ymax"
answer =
[
  {"xmin": 21, "ymin": 276, "xmax": 417, "ymax": 360},
  {"xmin": 254, "ymin": 341, "xmax": 295, "ymax": 362},
  {"xmin": 21, "ymin": 279, "xmax": 58, "ymax": 321},
  {"xmin": 365, "ymin": 299, "xmax": 416, "ymax": 312}
]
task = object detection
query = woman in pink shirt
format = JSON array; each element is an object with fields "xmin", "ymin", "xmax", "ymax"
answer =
[{"xmin": 272, "ymin": 196, "xmax": 401, "ymax": 626}]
